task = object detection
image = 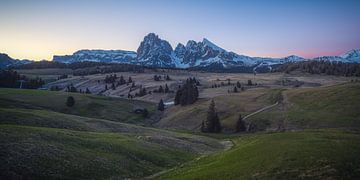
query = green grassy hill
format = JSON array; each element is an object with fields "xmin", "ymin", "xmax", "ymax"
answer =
[
  {"xmin": 247, "ymin": 82, "xmax": 360, "ymax": 130},
  {"xmin": 157, "ymin": 88, "xmax": 282, "ymax": 131},
  {"xmin": 0, "ymin": 88, "xmax": 224, "ymax": 179},
  {"xmin": 159, "ymin": 130, "xmax": 360, "ymax": 179},
  {"xmin": 0, "ymin": 88, "xmax": 155, "ymax": 124},
  {"xmin": 159, "ymin": 82, "xmax": 360, "ymax": 132}
]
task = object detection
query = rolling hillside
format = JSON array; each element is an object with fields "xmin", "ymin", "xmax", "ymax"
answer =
[
  {"xmin": 0, "ymin": 88, "xmax": 155, "ymax": 124},
  {"xmin": 0, "ymin": 88, "xmax": 224, "ymax": 179},
  {"xmin": 247, "ymin": 82, "xmax": 360, "ymax": 130},
  {"xmin": 159, "ymin": 130, "xmax": 360, "ymax": 179}
]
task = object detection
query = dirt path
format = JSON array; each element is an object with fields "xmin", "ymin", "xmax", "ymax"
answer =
[{"xmin": 243, "ymin": 102, "xmax": 279, "ymax": 120}]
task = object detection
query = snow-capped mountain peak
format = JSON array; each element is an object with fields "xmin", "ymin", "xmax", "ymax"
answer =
[
  {"xmin": 49, "ymin": 33, "xmax": 360, "ymax": 71},
  {"xmin": 340, "ymin": 49, "xmax": 360, "ymax": 62},
  {"xmin": 202, "ymin": 38, "xmax": 224, "ymax": 52}
]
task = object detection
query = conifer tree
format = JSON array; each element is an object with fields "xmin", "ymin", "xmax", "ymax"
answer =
[
  {"xmin": 236, "ymin": 114, "xmax": 246, "ymax": 132},
  {"xmin": 165, "ymin": 84, "xmax": 169, "ymax": 93},
  {"xmin": 236, "ymin": 81, "xmax": 241, "ymax": 88},
  {"xmin": 201, "ymin": 99, "xmax": 221, "ymax": 133},
  {"xmin": 66, "ymin": 96, "xmax": 75, "ymax": 107},
  {"xmin": 85, "ymin": 88, "xmax": 91, "ymax": 94},
  {"xmin": 234, "ymin": 86, "xmax": 238, "ymax": 93},
  {"xmin": 158, "ymin": 99, "xmax": 165, "ymax": 111}
]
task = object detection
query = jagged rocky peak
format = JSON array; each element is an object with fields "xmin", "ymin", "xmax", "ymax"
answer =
[
  {"xmin": 202, "ymin": 38, "xmax": 224, "ymax": 52},
  {"xmin": 174, "ymin": 43, "xmax": 186, "ymax": 59},
  {"xmin": 137, "ymin": 33, "xmax": 173, "ymax": 58},
  {"xmin": 136, "ymin": 33, "xmax": 175, "ymax": 67},
  {"xmin": 341, "ymin": 49, "xmax": 360, "ymax": 61}
]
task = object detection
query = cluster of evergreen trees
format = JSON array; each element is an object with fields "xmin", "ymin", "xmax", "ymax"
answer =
[
  {"xmin": 135, "ymin": 86, "xmax": 147, "ymax": 97},
  {"xmin": 72, "ymin": 63, "xmax": 145, "ymax": 76},
  {"xmin": 104, "ymin": 75, "xmax": 134, "ymax": 92},
  {"xmin": 153, "ymin": 74, "xmax": 171, "ymax": 81},
  {"xmin": 276, "ymin": 60, "xmax": 360, "ymax": 77},
  {"xmin": 200, "ymin": 99, "xmax": 250, "ymax": 133},
  {"xmin": 104, "ymin": 74, "xmax": 117, "ymax": 83},
  {"xmin": 0, "ymin": 70, "xmax": 44, "ymax": 89},
  {"xmin": 174, "ymin": 77, "xmax": 199, "ymax": 106},
  {"xmin": 153, "ymin": 84, "xmax": 172, "ymax": 93},
  {"xmin": 65, "ymin": 84, "xmax": 91, "ymax": 94}
]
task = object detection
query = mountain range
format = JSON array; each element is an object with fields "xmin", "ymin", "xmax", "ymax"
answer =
[{"xmin": 1, "ymin": 33, "xmax": 360, "ymax": 69}]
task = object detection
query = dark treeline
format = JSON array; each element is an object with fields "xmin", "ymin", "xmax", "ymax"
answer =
[
  {"xmin": 14, "ymin": 61, "xmax": 67, "ymax": 69},
  {"xmin": 14, "ymin": 61, "xmax": 146, "ymax": 76},
  {"xmin": 73, "ymin": 64, "xmax": 145, "ymax": 76},
  {"xmin": 0, "ymin": 70, "xmax": 44, "ymax": 89},
  {"xmin": 276, "ymin": 61, "xmax": 360, "ymax": 77}
]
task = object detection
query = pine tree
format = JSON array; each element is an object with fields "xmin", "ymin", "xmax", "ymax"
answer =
[
  {"xmin": 247, "ymin": 79, "xmax": 253, "ymax": 86},
  {"xmin": 105, "ymin": 84, "xmax": 108, "ymax": 90},
  {"xmin": 166, "ymin": 75, "xmax": 171, "ymax": 80},
  {"xmin": 111, "ymin": 82, "xmax": 116, "ymax": 90},
  {"xmin": 66, "ymin": 96, "xmax": 75, "ymax": 107},
  {"xmin": 158, "ymin": 99, "xmax": 165, "ymax": 111},
  {"xmin": 158, "ymin": 85, "xmax": 164, "ymax": 93},
  {"xmin": 85, "ymin": 88, "xmax": 91, "ymax": 94},
  {"xmin": 165, "ymin": 84, "xmax": 169, "ymax": 93},
  {"xmin": 174, "ymin": 90, "xmax": 181, "ymax": 105},
  {"xmin": 236, "ymin": 114, "xmax": 246, "ymax": 132},
  {"xmin": 234, "ymin": 86, "xmax": 238, "ymax": 93},
  {"xmin": 201, "ymin": 99, "xmax": 221, "ymax": 133},
  {"xmin": 236, "ymin": 81, "xmax": 241, "ymax": 88},
  {"xmin": 131, "ymin": 82, "xmax": 136, "ymax": 88},
  {"xmin": 128, "ymin": 77, "xmax": 133, "ymax": 83}
]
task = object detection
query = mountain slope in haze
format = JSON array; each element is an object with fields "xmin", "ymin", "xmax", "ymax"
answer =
[{"xmin": 0, "ymin": 53, "xmax": 32, "ymax": 69}]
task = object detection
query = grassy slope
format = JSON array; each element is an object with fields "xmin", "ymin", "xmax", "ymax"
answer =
[
  {"xmin": 0, "ymin": 88, "xmax": 224, "ymax": 179},
  {"xmin": 15, "ymin": 68, "xmax": 74, "ymax": 83},
  {"xmin": 0, "ymin": 125, "xmax": 194, "ymax": 179},
  {"xmin": 159, "ymin": 130, "xmax": 360, "ymax": 179},
  {"xmin": 0, "ymin": 88, "xmax": 155, "ymax": 124},
  {"xmin": 247, "ymin": 82, "xmax": 360, "ymax": 130},
  {"xmin": 158, "ymin": 88, "xmax": 282, "ymax": 131}
]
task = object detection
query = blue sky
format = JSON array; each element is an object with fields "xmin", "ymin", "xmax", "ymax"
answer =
[{"xmin": 0, "ymin": 0, "xmax": 359, "ymax": 60}]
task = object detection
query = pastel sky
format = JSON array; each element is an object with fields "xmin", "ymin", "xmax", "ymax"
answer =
[{"xmin": 0, "ymin": 0, "xmax": 360, "ymax": 60}]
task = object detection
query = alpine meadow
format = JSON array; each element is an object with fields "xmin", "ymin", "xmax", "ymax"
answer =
[{"xmin": 1, "ymin": 0, "xmax": 360, "ymax": 179}]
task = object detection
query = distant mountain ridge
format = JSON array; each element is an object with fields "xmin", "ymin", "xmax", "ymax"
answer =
[
  {"xmin": 0, "ymin": 53, "xmax": 31, "ymax": 69},
  {"xmin": 1, "ymin": 33, "xmax": 360, "ymax": 69},
  {"xmin": 52, "ymin": 33, "xmax": 360, "ymax": 69}
]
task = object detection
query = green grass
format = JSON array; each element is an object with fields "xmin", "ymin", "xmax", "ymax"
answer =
[
  {"xmin": 0, "ymin": 124, "xmax": 195, "ymax": 179},
  {"xmin": 246, "ymin": 82, "xmax": 360, "ymax": 130},
  {"xmin": 0, "ymin": 88, "xmax": 155, "ymax": 124},
  {"xmin": 286, "ymin": 82, "xmax": 360, "ymax": 129},
  {"xmin": 0, "ymin": 88, "xmax": 225, "ymax": 179},
  {"xmin": 159, "ymin": 130, "xmax": 360, "ymax": 179},
  {"xmin": 14, "ymin": 68, "xmax": 74, "ymax": 83},
  {"xmin": 160, "ymin": 88, "xmax": 281, "ymax": 131}
]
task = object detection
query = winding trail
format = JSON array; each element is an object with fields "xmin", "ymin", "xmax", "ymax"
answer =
[{"xmin": 242, "ymin": 102, "xmax": 279, "ymax": 120}]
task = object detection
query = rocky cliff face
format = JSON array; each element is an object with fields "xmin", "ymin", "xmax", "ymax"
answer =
[{"xmin": 136, "ymin": 33, "xmax": 175, "ymax": 67}]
